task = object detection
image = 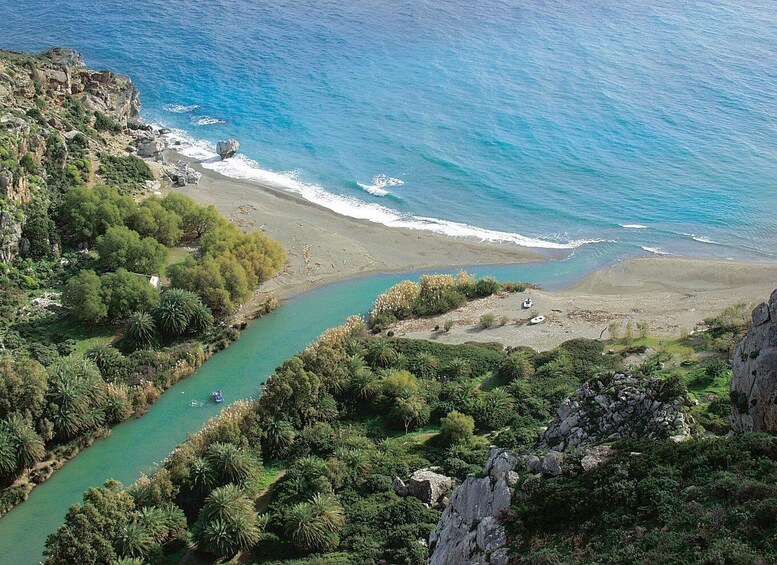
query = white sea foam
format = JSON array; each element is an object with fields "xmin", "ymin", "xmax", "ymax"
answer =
[
  {"xmin": 357, "ymin": 174, "xmax": 404, "ymax": 196},
  {"xmin": 164, "ymin": 103, "xmax": 200, "ymax": 113},
  {"xmin": 159, "ymin": 128, "xmax": 599, "ymax": 250},
  {"xmin": 683, "ymin": 233, "xmax": 718, "ymax": 244},
  {"xmin": 193, "ymin": 117, "xmax": 227, "ymax": 126},
  {"xmin": 640, "ymin": 246, "xmax": 672, "ymax": 255},
  {"xmin": 620, "ymin": 224, "xmax": 648, "ymax": 229}
]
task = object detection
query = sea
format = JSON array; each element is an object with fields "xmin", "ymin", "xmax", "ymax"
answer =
[{"xmin": 3, "ymin": 0, "xmax": 776, "ymax": 265}]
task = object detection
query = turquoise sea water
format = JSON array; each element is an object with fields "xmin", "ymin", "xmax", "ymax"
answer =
[
  {"xmin": 1, "ymin": 1, "xmax": 776, "ymax": 561},
  {"xmin": 2, "ymin": 0, "xmax": 776, "ymax": 261}
]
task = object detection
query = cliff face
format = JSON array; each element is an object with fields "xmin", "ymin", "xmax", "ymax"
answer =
[
  {"xmin": 730, "ymin": 290, "xmax": 777, "ymax": 432},
  {"xmin": 0, "ymin": 47, "xmax": 141, "ymax": 260}
]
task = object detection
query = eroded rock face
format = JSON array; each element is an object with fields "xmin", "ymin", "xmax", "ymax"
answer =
[
  {"xmin": 538, "ymin": 373, "xmax": 690, "ymax": 450},
  {"xmin": 730, "ymin": 290, "xmax": 777, "ymax": 433},
  {"xmin": 407, "ymin": 469, "xmax": 452, "ymax": 506},
  {"xmin": 428, "ymin": 448, "xmax": 514, "ymax": 565},
  {"xmin": 216, "ymin": 138, "xmax": 239, "ymax": 160}
]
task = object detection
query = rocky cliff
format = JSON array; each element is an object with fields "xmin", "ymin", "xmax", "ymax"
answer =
[
  {"xmin": 428, "ymin": 372, "xmax": 690, "ymax": 564},
  {"xmin": 730, "ymin": 289, "xmax": 777, "ymax": 432},
  {"xmin": 0, "ymin": 47, "xmax": 142, "ymax": 260}
]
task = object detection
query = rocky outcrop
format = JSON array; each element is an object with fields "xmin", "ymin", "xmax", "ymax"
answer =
[
  {"xmin": 216, "ymin": 138, "xmax": 239, "ymax": 160},
  {"xmin": 163, "ymin": 161, "xmax": 201, "ymax": 187},
  {"xmin": 428, "ymin": 448, "xmax": 517, "ymax": 565},
  {"xmin": 393, "ymin": 468, "xmax": 453, "ymax": 507},
  {"xmin": 538, "ymin": 373, "xmax": 690, "ymax": 450},
  {"xmin": 730, "ymin": 290, "xmax": 777, "ymax": 433}
]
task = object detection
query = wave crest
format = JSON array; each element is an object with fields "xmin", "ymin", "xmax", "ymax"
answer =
[
  {"xmin": 164, "ymin": 103, "xmax": 200, "ymax": 113},
  {"xmin": 357, "ymin": 174, "xmax": 404, "ymax": 196}
]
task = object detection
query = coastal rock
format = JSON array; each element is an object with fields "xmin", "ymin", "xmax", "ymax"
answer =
[
  {"xmin": 538, "ymin": 373, "xmax": 690, "ymax": 450},
  {"xmin": 406, "ymin": 469, "xmax": 452, "ymax": 506},
  {"xmin": 216, "ymin": 138, "xmax": 239, "ymax": 160},
  {"xmin": 136, "ymin": 135, "xmax": 165, "ymax": 159},
  {"xmin": 163, "ymin": 161, "xmax": 201, "ymax": 186},
  {"xmin": 730, "ymin": 291, "xmax": 777, "ymax": 433}
]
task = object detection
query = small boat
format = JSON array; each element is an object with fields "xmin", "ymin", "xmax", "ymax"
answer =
[
  {"xmin": 211, "ymin": 390, "xmax": 224, "ymax": 403},
  {"xmin": 530, "ymin": 315, "xmax": 545, "ymax": 325},
  {"xmin": 522, "ymin": 297, "xmax": 533, "ymax": 309}
]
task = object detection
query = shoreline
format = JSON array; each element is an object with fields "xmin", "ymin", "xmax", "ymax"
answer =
[
  {"xmin": 145, "ymin": 143, "xmax": 777, "ymax": 326},
  {"xmin": 153, "ymin": 147, "xmax": 554, "ymax": 311}
]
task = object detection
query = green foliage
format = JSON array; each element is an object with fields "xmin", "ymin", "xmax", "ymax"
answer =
[
  {"xmin": 98, "ymin": 154, "xmax": 153, "ymax": 191},
  {"xmin": 151, "ymin": 288, "xmax": 212, "ymax": 339},
  {"xmin": 439, "ymin": 410, "xmax": 474, "ymax": 446},
  {"xmin": 193, "ymin": 484, "xmax": 265, "ymax": 557},
  {"xmin": 480, "ymin": 313, "xmax": 496, "ymax": 328},
  {"xmin": 45, "ymin": 358, "xmax": 107, "ymax": 440},
  {"xmin": 63, "ymin": 270, "xmax": 108, "ymax": 323},
  {"xmin": 101, "ymin": 268, "xmax": 160, "ymax": 321},
  {"xmin": 95, "ymin": 225, "xmax": 168, "ymax": 274},
  {"xmin": 284, "ymin": 493, "xmax": 345, "ymax": 554},
  {"xmin": 122, "ymin": 311, "xmax": 158, "ymax": 351},
  {"xmin": 508, "ymin": 434, "xmax": 777, "ymax": 564}
]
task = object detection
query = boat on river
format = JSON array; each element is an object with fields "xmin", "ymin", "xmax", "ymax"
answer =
[{"xmin": 211, "ymin": 390, "xmax": 224, "ymax": 403}]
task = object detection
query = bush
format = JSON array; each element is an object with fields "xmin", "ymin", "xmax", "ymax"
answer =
[
  {"xmin": 480, "ymin": 313, "xmax": 496, "ymax": 329},
  {"xmin": 98, "ymin": 154, "xmax": 153, "ymax": 190},
  {"xmin": 474, "ymin": 276, "xmax": 501, "ymax": 297},
  {"xmin": 439, "ymin": 411, "xmax": 474, "ymax": 446}
]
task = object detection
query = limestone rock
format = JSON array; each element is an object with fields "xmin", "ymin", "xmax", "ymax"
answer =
[
  {"xmin": 540, "ymin": 451, "xmax": 563, "ymax": 476},
  {"xmin": 406, "ymin": 469, "xmax": 452, "ymax": 506},
  {"xmin": 163, "ymin": 161, "xmax": 201, "ymax": 186},
  {"xmin": 730, "ymin": 291, "xmax": 777, "ymax": 433},
  {"xmin": 538, "ymin": 373, "xmax": 690, "ymax": 450},
  {"xmin": 392, "ymin": 476, "xmax": 408, "ymax": 497},
  {"xmin": 216, "ymin": 138, "xmax": 239, "ymax": 160},
  {"xmin": 428, "ymin": 447, "xmax": 515, "ymax": 565},
  {"xmin": 136, "ymin": 136, "xmax": 165, "ymax": 158}
]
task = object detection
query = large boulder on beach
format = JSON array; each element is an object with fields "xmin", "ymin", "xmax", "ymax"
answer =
[
  {"xmin": 136, "ymin": 135, "xmax": 164, "ymax": 159},
  {"xmin": 216, "ymin": 138, "xmax": 239, "ymax": 160},
  {"xmin": 730, "ymin": 290, "xmax": 777, "ymax": 433}
]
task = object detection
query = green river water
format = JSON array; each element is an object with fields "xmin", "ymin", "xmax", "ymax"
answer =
[{"xmin": 0, "ymin": 251, "xmax": 608, "ymax": 563}]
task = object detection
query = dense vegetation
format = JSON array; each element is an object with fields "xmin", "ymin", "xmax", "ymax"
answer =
[
  {"xmin": 508, "ymin": 434, "xmax": 777, "ymax": 564},
  {"xmin": 0, "ymin": 51, "xmax": 286, "ymax": 515},
  {"xmin": 44, "ymin": 311, "xmax": 621, "ymax": 564},
  {"xmin": 368, "ymin": 272, "xmax": 527, "ymax": 330}
]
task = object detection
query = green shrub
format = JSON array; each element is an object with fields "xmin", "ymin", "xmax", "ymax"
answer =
[
  {"xmin": 480, "ymin": 313, "xmax": 496, "ymax": 329},
  {"xmin": 98, "ymin": 154, "xmax": 153, "ymax": 190}
]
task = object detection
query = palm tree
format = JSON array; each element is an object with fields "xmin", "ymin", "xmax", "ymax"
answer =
[
  {"xmin": 413, "ymin": 352, "xmax": 439, "ymax": 379},
  {"xmin": 188, "ymin": 301, "xmax": 214, "ymax": 334},
  {"xmin": 284, "ymin": 493, "xmax": 344, "ymax": 554},
  {"xmin": 116, "ymin": 520, "xmax": 156, "ymax": 559},
  {"xmin": 263, "ymin": 420, "xmax": 296, "ymax": 459},
  {"xmin": 350, "ymin": 367, "xmax": 379, "ymax": 401},
  {"xmin": 496, "ymin": 353, "xmax": 534, "ymax": 382},
  {"xmin": 123, "ymin": 311, "xmax": 158, "ymax": 351},
  {"xmin": 46, "ymin": 359, "xmax": 106, "ymax": 439},
  {"xmin": 444, "ymin": 358, "xmax": 471, "ymax": 380},
  {"xmin": 152, "ymin": 288, "xmax": 202, "ymax": 337},
  {"xmin": 189, "ymin": 456, "xmax": 216, "ymax": 492},
  {"xmin": 195, "ymin": 485, "xmax": 264, "ymax": 557},
  {"xmin": 0, "ymin": 426, "xmax": 16, "ymax": 478},
  {"xmin": 365, "ymin": 339, "xmax": 398, "ymax": 368},
  {"xmin": 204, "ymin": 442, "xmax": 258, "ymax": 486},
  {"xmin": 84, "ymin": 343, "xmax": 126, "ymax": 381},
  {"xmin": 136, "ymin": 506, "xmax": 168, "ymax": 542},
  {"xmin": 5, "ymin": 415, "xmax": 44, "ymax": 470}
]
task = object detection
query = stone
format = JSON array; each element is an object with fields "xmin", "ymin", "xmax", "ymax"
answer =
[
  {"xmin": 541, "ymin": 451, "xmax": 563, "ymax": 476},
  {"xmin": 217, "ymin": 138, "xmax": 240, "ymax": 160},
  {"xmin": 163, "ymin": 161, "xmax": 201, "ymax": 186},
  {"xmin": 538, "ymin": 373, "xmax": 690, "ymax": 450},
  {"xmin": 731, "ymin": 291, "xmax": 777, "ymax": 433},
  {"xmin": 524, "ymin": 454, "xmax": 541, "ymax": 474},
  {"xmin": 580, "ymin": 445, "xmax": 612, "ymax": 472},
  {"xmin": 137, "ymin": 136, "xmax": 165, "ymax": 158},
  {"xmin": 406, "ymin": 469, "xmax": 452, "ymax": 506},
  {"xmin": 392, "ymin": 476, "xmax": 408, "ymax": 497},
  {"xmin": 428, "ymin": 449, "xmax": 516, "ymax": 565}
]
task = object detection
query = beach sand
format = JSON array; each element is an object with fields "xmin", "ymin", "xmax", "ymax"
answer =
[
  {"xmin": 391, "ymin": 257, "xmax": 777, "ymax": 350},
  {"xmin": 151, "ymin": 152, "xmax": 776, "ymax": 334},
  {"xmin": 154, "ymin": 151, "xmax": 548, "ymax": 306}
]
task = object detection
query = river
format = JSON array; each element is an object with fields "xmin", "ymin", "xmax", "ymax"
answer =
[{"xmin": 0, "ymin": 250, "xmax": 609, "ymax": 563}]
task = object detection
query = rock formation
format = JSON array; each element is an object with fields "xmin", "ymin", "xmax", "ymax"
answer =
[
  {"xmin": 730, "ymin": 290, "xmax": 777, "ymax": 432},
  {"xmin": 393, "ymin": 468, "xmax": 452, "ymax": 507},
  {"xmin": 428, "ymin": 448, "xmax": 517, "ymax": 565},
  {"xmin": 538, "ymin": 373, "xmax": 690, "ymax": 450},
  {"xmin": 216, "ymin": 138, "xmax": 239, "ymax": 160},
  {"xmin": 163, "ymin": 161, "xmax": 201, "ymax": 187}
]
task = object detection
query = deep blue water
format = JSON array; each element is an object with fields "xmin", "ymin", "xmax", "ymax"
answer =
[{"xmin": 2, "ymin": 0, "xmax": 776, "ymax": 262}]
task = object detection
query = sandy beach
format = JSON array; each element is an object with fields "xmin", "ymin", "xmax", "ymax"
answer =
[
  {"xmin": 154, "ymin": 151, "xmax": 549, "ymax": 307},
  {"xmin": 148, "ymin": 151, "xmax": 776, "ymax": 334},
  {"xmin": 390, "ymin": 257, "xmax": 777, "ymax": 351}
]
